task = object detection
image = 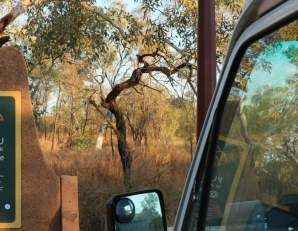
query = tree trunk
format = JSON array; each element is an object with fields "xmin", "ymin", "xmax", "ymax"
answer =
[
  {"xmin": 189, "ymin": 137, "xmax": 193, "ymax": 159},
  {"xmin": 95, "ymin": 134, "xmax": 104, "ymax": 150},
  {"xmin": 82, "ymin": 102, "xmax": 90, "ymax": 135},
  {"xmin": 110, "ymin": 128, "xmax": 115, "ymax": 157},
  {"xmin": 95, "ymin": 110, "xmax": 112, "ymax": 150},
  {"xmin": 88, "ymin": 53, "xmax": 193, "ymax": 189},
  {"xmin": 109, "ymin": 103, "xmax": 132, "ymax": 189},
  {"xmin": 67, "ymin": 94, "xmax": 74, "ymax": 147},
  {"xmin": 144, "ymin": 131, "xmax": 148, "ymax": 150},
  {"xmin": 43, "ymin": 90, "xmax": 48, "ymax": 140},
  {"xmin": 57, "ymin": 128, "xmax": 61, "ymax": 144},
  {"xmin": 51, "ymin": 84, "xmax": 61, "ymax": 151},
  {"xmin": 43, "ymin": 113, "xmax": 47, "ymax": 140}
]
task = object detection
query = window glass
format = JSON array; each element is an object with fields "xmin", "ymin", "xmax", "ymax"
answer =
[{"xmin": 204, "ymin": 20, "xmax": 298, "ymax": 230}]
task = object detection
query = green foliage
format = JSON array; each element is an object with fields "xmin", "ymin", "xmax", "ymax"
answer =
[
  {"xmin": 3, "ymin": 1, "xmax": 248, "ymax": 229},
  {"xmin": 173, "ymin": 94, "xmax": 196, "ymax": 144},
  {"xmin": 24, "ymin": 0, "xmax": 108, "ymax": 66},
  {"xmin": 246, "ymin": 83, "xmax": 298, "ymax": 197},
  {"xmin": 72, "ymin": 135, "xmax": 93, "ymax": 150}
]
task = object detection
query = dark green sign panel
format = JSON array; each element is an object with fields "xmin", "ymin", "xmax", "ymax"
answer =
[
  {"xmin": 0, "ymin": 92, "xmax": 21, "ymax": 228},
  {"xmin": 0, "ymin": 97, "xmax": 16, "ymax": 223}
]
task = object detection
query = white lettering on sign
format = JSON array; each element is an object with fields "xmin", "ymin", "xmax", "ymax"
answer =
[
  {"xmin": 0, "ymin": 137, "xmax": 4, "ymax": 157},
  {"xmin": 0, "ymin": 174, "xmax": 3, "ymax": 192},
  {"xmin": 0, "ymin": 138, "xmax": 3, "ymax": 160},
  {"xmin": 0, "ymin": 137, "xmax": 4, "ymax": 192},
  {"xmin": 0, "ymin": 113, "xmax": 4, "ymax": 122}
]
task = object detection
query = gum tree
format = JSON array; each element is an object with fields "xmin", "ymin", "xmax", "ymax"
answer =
[{"xmin": 2, "ymin": 0, "xmax": 244, "ymax": 188}]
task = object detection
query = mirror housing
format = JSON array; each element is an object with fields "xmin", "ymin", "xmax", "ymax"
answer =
[{"xmin": 107, "ymin": 189, "xmax": 167, "ymax": 231}]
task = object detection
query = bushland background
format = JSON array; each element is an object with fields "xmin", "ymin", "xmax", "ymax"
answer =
[{"xmin": 0, "ymin": 0, "xmax": 244, "ymax": 230}]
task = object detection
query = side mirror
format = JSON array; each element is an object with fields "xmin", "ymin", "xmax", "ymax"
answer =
[{"xmin": 107, "ymin": 189, "xmax": 167, "ymax": 231}]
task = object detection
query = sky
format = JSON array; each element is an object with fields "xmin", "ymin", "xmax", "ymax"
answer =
[
  {"xmin": 247, "ymin": 41, "xmax": 297, "ymax": 99},
  {"xmin": 95, "ymin": 0, "xmax": 139, "ymax": 11},
  {"xmin": 0, "ymin": 0, "xmax": 250, "ymax": 108}
]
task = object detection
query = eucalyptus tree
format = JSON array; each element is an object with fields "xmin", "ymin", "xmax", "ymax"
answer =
[
  {"xmin": 19, "ymin": 0, "xmax": 197, "ymax": 187},
  {"xmin": 2, "ymin": 0, "xmax": 245, "ymax": 187}
]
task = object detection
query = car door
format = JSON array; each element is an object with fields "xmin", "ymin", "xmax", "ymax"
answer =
[{"xmin": 173, "ymin": 1, "xmax": 298, "ymax": 231}]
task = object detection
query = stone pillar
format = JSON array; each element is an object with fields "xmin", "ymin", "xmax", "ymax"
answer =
[{"xmin": 0, "ymin": 47, "xmax": 61, "ymax": 230}]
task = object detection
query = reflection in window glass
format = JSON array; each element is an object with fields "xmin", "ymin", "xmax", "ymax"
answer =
[{"xmin": 205, "ymin": 20, "xmax": 298, "ymax": 230}]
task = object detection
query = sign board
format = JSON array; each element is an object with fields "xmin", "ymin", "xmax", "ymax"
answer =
[{"xmin": 0, "ymin": 91, "xmax": 21, "ymax": 228}]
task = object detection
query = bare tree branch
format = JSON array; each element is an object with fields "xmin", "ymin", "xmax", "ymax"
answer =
[
  {"xmin": 139, "ymin": 82, "xmax": 162, "ymax": 93},
  {"xmin": 82, "ymin": 2, "xmax": 126, "ymax": 39},
  {"xmin": 88, "ymin": 97, "xmax": 118, "ymax": 134},
  {"xmin": 0, "ymin": 35, "xmax": 10, "ymax": 47},
  {"xmin": 0, "ymin": 0, "xmax": 46, "ymax": 33},
  {"xmin": 164, "ymin": 38, "xmax": 190, "ymax": 56},
  {"xmin": 104, "ymin": 60, "xmax": 192, "ymax": 105}
]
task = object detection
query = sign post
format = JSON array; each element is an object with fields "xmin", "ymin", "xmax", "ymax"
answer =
[
  {"xmin": 0, "ymin": 91, "xmax": 21, "ymax": 228},
  {"xmin": 197, "ymin": 0, "xmax": 217, "ymax": 140},
  {"xmin": 0, "ymin": 46, "xmax": 61, "ymax": 230}
]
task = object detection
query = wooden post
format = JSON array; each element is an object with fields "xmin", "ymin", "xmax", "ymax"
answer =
[
  {"xmin": 61, "ymin": 176, "xmax": 80, "ymax": 231},
  {"xmin": 197, "ymin": 0, "xmax": 216, "ymax": 140}
]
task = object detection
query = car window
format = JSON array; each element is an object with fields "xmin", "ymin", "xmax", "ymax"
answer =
[{"xmin": 204, "ymin": 20, "xmax": 298, "ymax": 231}]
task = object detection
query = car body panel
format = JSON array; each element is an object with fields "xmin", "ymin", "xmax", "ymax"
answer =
[
  {"xmin": 227, "ymin": 0, "xmax": 287, "ymax": 67},
  {"xmin": 173, "ymin": 1, "xmax": 298, "ymax": 230}
]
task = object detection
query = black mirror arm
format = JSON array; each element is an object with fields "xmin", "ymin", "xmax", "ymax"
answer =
[{"xmin": 106, "ymin": 198, "xmax": 115, "ymax": 231}]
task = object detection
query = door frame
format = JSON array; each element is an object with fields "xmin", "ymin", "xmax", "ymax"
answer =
[{"xmin": 173, "ymin": 1, "xmax": 298, "ymax": 230}]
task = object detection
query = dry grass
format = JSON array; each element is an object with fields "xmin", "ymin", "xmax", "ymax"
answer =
[{"xmin": 41, "ymin": 138, "xmax": 191, "ymax": 230}]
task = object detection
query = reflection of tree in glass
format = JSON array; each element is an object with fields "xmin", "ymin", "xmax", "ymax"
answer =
[
  {"xmin": 205, "ymin": 21, "xmax": 298, "ymax": 230},
  {"xmin": 245, "ymin": 72, "xmax": 298, "ymax": 198},
  {"xmin": 285, "ymin": 45, "xmax": 298, "ymax": 68},
  {"xmin": 139, "ymin": 193, "xmax": 163, "ymax": 231},
  {"xmin": 234, "ymin": 20, "xmax": 298, "ymax": 94}
]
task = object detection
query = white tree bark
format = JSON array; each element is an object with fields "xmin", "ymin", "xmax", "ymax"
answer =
[
  {"xmin": 95, "ymin": 110, "xmax": 112, "ymax": 150},
  {"xmin": 95, "ymin": 135, "xmax": 104, "ymax": 150}
]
